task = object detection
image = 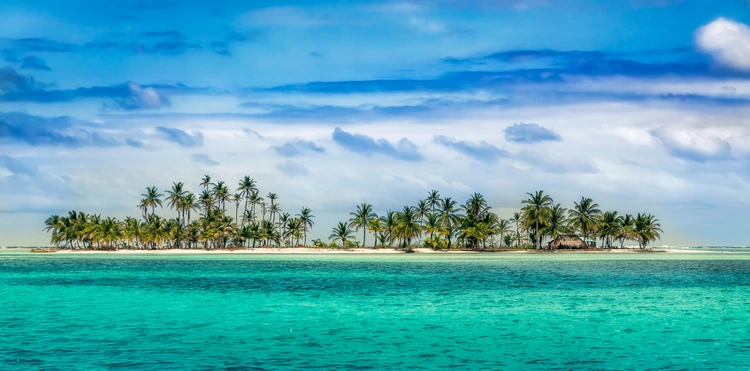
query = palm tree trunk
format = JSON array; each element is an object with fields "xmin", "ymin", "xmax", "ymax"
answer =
[{"xmin": 244, "ymin": 198, "xmax": 249, "ymax": 225}]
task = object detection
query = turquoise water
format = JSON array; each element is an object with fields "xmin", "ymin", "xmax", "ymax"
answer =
[{"xmin": 3, "ymin": 252, "xmax": 750, "ymax": 370}]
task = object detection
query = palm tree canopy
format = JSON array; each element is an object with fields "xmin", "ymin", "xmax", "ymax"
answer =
[
  {"xmin": 329, "ymin": 222, "xmax": 354, "ymax": 241},
  {"xmin": 520, "ymin": 190, "xmax": 554, "ymax": 248},
  {"xmin": 567, "ymin": 196, "xmax": 602, "ymax": 239},
  {"xmin": 426, "ymin": 190, "xmax": 441, "ymax": 210},
  {"xmin": 349, "ymin": 203, "xmax": 376, "ymax": 230}
]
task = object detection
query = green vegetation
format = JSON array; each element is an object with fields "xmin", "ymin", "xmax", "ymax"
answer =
[
  {"xmin": 43, "ymin": 175, "xmax": 313, "ymax": 250},
  {"xmin": 330, "ymin": 190, "xmax": 661, "ymax": 251},
  {"xmin": 43, "ymin": 180, "xmax": 662, "ymax": 250}
]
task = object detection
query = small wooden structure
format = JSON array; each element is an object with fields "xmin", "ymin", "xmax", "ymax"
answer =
[{"xmin": 549, "ymin": 235, "xmax": 590, "ymax": 250}]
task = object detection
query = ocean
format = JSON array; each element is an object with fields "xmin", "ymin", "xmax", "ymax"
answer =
[{"xmin": 2, "ymin": 251, "xmax": 749, "ymax": 370}]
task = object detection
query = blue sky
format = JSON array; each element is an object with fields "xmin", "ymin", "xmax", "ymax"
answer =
[{"xmin": 2, "ymin": 0, "xmax": 750, "ymax": 246}]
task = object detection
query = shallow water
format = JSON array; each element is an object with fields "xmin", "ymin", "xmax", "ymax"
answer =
[{"xmin": 2, "ymin": 252, "xmax": 750, "ymax": 370}]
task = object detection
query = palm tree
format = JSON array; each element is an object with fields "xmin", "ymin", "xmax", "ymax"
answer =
[
  {"xmin": 634, "ymin": 213, "xmax": 663, "ymax": 249},
  {"xmin": 414, "ymin": 199, "xmax": 430, "ymax": 244},
  {"xmin": 267, "ymin": 193, "xmax": 278, "ymax": 224},
  {"xmin": 278, "ymin": 212, "xmax": 291, "ymax": 245},
  {"xmin": 270, "ymin": 203, "xmax": 281, "ymax": 229},
  {"xmin": 212, "ymin": 181, "xmax": 231, "ymax": 213},
  {"xmin": 140, "ymin": 186, "xmax": 164, "ymax": 217},
  {"xmin": 423, "ymin": 212, "xmax": 443, "ymax": 241},
  {"xmin": 597, "ymin": 211, "xmax": 622, "ymax": 249},
  {"xmin": 249, "ymin": 191, "xmax": 263, "ymax": 222},
  {"xmin": 511, "ymin": 212, "xmax": 521, "ymax": 248},
  {"xmin": 200, "ymin": 175, "xmax": 212, "ymax": 192},
  {"xmin": 96, "ymin": 217, "xmax": 122, "ymax": 250},
  {"xmin": 426, "ymin": 189, "xmax": 441, "ymax": 213},
  {"xmin": 463, "ymin": 192, "xmax": 489, "ymax": 219},
  {"xmin": 233, "ymin": 193, "xmax": 242, "ymax": 226},
  {"xmin": 380, "ymin": 210, "xmax": 397, "ymax": 247},
  {"xmin": 44, "ymin": 214, "xmax": 61, "ymax": 233},
  {"xmin": 237, "ymin": 176, "xmax": 257, "ymax": 224},
  {"xmin": 288, "ymin": 217, "xmax": 304, "ymax": 246},
  {"xmin": 123, "ymin": 217, "xmax": 142, "ymax": 248},
  {"xmin": 199, "ymin": 190, "xmax": 213, "ymax": 218},
  {"xmin": 296, "ymin": 207, "xmax": 315, "ymax": 246},
  {"xmin": 395, "ymin": 206, "xmax": 421, "ymax": 252},
  {"xmin": 166, "ymin": 182, "xmax": 187, "ymax": 224},
  {"xmin": 543, "ymin": 204, "xmax": 568, "ymax": 247},
  {"xmin": 460, "ymin": 221, "xmax": 493, "ymax": 250},
  {"xmin": 349, "ymin": 203, "xmax": 376, "ymax": 247},
  {"xmin": 496, "ymin": 218, "xmax": 512, "ymax": 247},
  {"xmin": 616, "ymin": 214, "xmax": 635, "ymax": 248},
  {"xmin": 367, "ymin": 217, "xmax": 383, "ymax": 248},
  {"xmin": 567, "ymin": 197, "xmax": 602, "ymax": 243},
  {"xmin": 415, "ymin": 199, "xmax": 429, "ymax": 222},
  {"xmin": 439, "ymin": 197, "xmax": 462, "ymax": 249},
  {"xmin": 242, "ymin": 209, "xmax": 255, "ymax": 226},
  {"xmin": 377, "ymin": 233, "xmax": 388, "ymax": 249},
  {"xmin": 183, "ymin": 193, "xmax": 198, "ymax": 225},
  {"xmin": 521, "ymin": 190, "xmax": 553, "ymax": 249},
  {"xmin": 423, "ymin": 212, "xmax": 445, "ymax": 249},
  {"xmin": 329, "ymin": 222, "xmax": 354, "ymax": 248}
]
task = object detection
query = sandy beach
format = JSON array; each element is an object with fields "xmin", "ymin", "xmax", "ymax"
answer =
[{"xmin": 26, "ymin": 247, "xmax": 727, "ymax": 254}]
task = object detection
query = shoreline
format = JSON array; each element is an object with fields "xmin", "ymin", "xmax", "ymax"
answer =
[{"xmin": 19, "ymin": 247, "xmax": 731, "ymax": 254}]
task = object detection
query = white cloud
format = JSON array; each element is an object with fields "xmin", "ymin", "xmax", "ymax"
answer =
[
  {"xmin": 650, "ymin": 127, "xmax": 733, "ymax": 162},
  {"xmin": 408, "ymin": 16, "xmax": 447, "ymax": 34},
  {"xmin": 127, "ymin": 82, "xmax": 166, "ymax": 109},
  {"xmin": 696, "ymin": 17, "xmax": 750, "ymax": 71}
]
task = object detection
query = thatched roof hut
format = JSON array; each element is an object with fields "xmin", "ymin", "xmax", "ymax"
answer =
[{"xmin": 549, "ymin": 235, "xmax": 590, "ymax": 250}]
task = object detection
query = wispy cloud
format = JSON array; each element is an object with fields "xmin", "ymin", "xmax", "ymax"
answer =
[
  {"xmin": 0, "ymin": 112, "xmax": 125, "ymax": 148},
  {"xmin": 434, "ymin": 135, "xmax": 509, "ymax": 163},
  {"xmin": 19, "ymin": 56, "xmax": 51, "ymax": 71},
  {"xmin": 504, "ymin": 123, "xmax": 561, "ymax": 143},
  {"xmin": 0, "ymin": 67, "xmax": 216, "ymax": 109},
  {"xmin": 273, "ymin": 139, "xmax": 326, "ymax": 157},
  {"xmin": 155, "ymin": 127, "xmax": 204, "ymax": 147},
  {"xmin": 0, "ymin": 155, "xmax": 38, "ymax": 176},
  {"xmin": 332, "ymin": 127, "xmax": 423, "ymax": 161},
  {"xmin": 0, "ymin": 37, "xmax": 75, "ymax": 52},
  {"xmin": 1, "ymin": 27, "xmax": 256, "ymax": 57},
  {"xmin": 192, "ymin": 153, "xmax": 219, "ymax": 166},
  {"xmin": 264, "ymin": 53, "xmax": 748, "ymax": 95},
  {"xmin": 276, "ymin": 160, "xmax": 310, "ymax": 176}
]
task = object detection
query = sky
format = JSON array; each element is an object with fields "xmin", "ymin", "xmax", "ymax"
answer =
[{"xmin": 2, "ymin": 0, "xmax": 750, "ymax": 246}]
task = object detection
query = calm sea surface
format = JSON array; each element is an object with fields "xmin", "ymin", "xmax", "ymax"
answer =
[{"xmin": 2, "ymin": 251, "xmax": 750, "ymax": 370}]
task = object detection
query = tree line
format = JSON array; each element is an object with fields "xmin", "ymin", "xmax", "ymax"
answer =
[
  {"xmin": 43, "ymin": 177, "xmax": 662, "ymax": 250},
  {"xmin": 328, "ymin": 190, "xmax": 662, "ymax": 251},
  {"xmin": 44, "ymin": 175, "xmax": 313, "ymax": 250}
]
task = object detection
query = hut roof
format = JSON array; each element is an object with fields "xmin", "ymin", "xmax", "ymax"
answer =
[{"xmin": 549, "ymin": 235, "xmax": 589, "ymax": 249}]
